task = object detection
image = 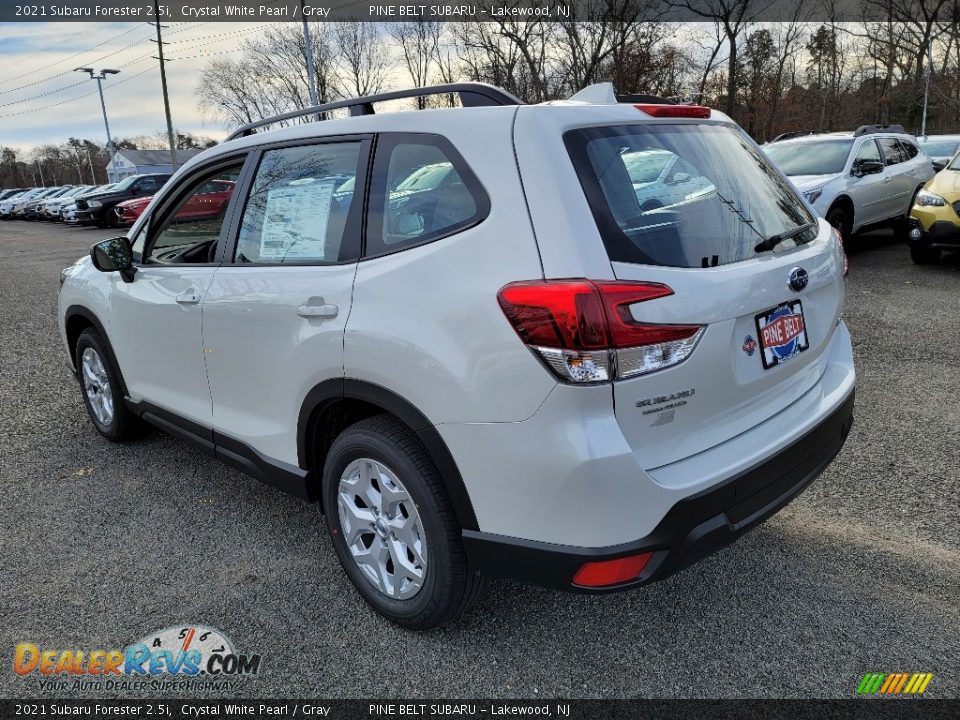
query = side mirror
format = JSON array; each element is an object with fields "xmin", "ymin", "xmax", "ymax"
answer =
[
  {"xmin": 932, "ymin": 160, "xmax": 946, "ymax": 171},
  {"xmin": 90, "ymin": 237, "xmax": 136, "ymax": 283},
  {"xmin": 854, "ymin": 160, "xmax": 884, "ymax": 176}
]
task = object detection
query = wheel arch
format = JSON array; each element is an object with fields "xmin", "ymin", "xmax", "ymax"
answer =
[
  {"xmin": 63, "ymin": 306, "xmax": 128, "ymax": 393},
  {"xmin": 298, "ymin": 379, "xmax": 479, "ymax": 531}
]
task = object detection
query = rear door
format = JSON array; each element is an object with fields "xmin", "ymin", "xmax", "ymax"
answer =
[
  {"xmin": 876, "ymin": 136, "xmax": 912, "ymax": 218},
  {"xmin": 202, "ymin": 137, "xmax": 371, "ymax": 464},
  {"xmin": 561, "ymin": 120, "xmax": 846, "ymax": 471}
]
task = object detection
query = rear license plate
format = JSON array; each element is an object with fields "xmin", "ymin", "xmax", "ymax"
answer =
[{"xmin": 755, "ymin": 300, "xmax": 809, "ymax": 369}]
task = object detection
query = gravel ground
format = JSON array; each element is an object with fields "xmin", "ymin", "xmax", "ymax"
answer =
[{"xmin": 0, "ymin": 220, "xmax": 957, "ymax": 699}]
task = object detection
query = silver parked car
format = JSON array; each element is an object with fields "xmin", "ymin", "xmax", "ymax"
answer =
[{"xmin": 765, "ymin": 125, "xmax": 934, "ymax": 239}]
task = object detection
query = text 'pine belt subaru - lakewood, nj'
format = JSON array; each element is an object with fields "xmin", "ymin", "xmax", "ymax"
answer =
[{"xmin": 58, "ymin": 82, "xmax": 856, "ymax": 629}]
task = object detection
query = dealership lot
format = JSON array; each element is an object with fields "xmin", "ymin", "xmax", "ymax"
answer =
[{"xmin": 0, "ymin": 221, "xmax": 957, "ymax": 698}]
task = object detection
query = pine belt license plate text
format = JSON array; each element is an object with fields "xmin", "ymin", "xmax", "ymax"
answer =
[{"xmin": 755, "ymin": 300, "xmax": 809, "ymax": 369}]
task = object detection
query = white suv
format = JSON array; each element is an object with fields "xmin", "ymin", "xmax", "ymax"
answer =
[
  {"xmin": 764, "ymin": 126, "xmax": 934, "ymax": 238},
  {"xmin": 58, "ymin": 83, "xmax": 856, "ymax": 628}
]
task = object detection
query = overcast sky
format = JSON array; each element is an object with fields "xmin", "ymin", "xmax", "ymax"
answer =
[{"xmin": 0, "ymin": 21, "xmax": 262, "ymax": 152}]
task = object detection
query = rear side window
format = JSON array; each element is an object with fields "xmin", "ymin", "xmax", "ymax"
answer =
[
  {"xmin": 898, "ymin": 140, "xmax": 919, "ymax": 160},
  {"xmin": 234, "ymin": 141, "xmax": 363, "ymax": 264},
  {"xmin": 366, "ymin": 134, "xmax": 488, "ymax": 256},
  {"xmin": 565, "ymin": 124, "xmax": 816, "ymax": 268},
  {"xmin": 878, "ymin": 138, "xmax": 906, "ymax": 165}
]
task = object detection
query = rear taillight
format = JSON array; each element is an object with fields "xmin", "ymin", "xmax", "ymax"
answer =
[
  {"xmin": 497, "ymin": 280, "xmax": 704, "ymax": 384},
  {"xmin": 833, "ymin": 227, "xmax": 849, "ymax": 278},
  {"xmin": 634, "ymin": 104, "xmax": 711, "ymax": 119}
]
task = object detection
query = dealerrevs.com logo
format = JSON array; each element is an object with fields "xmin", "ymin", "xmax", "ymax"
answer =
[{"xmin": 13, "ymin": 625, "xmax": 262, "ymax": 692}]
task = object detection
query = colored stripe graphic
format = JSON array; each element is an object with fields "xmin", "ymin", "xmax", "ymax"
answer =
[{"xmin": 857, "ymin": 672, "xmax": 933, "ymax": 695}]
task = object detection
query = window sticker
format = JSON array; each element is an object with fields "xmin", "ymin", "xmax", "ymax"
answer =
[{"xmin": 259, "ymin": 179, "xmax": 335, "ymax": 261}]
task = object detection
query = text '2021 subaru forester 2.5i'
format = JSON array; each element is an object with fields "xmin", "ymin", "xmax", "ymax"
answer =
[{"xmin": 58, "ymin": 82, "xmax": 855, "ymax": 628}]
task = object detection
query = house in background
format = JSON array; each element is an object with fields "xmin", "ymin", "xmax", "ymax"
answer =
[{"xmin": 106, "ymin": 149, "xmax": 204, "ymax": 183}]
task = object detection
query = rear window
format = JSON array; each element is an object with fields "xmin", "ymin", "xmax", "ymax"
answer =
[
  {"xmin": 565, "ymin": 124, "xmax": 816, "ymax": 268},
  {"xmin": 920, "ymin": 140, "xmax": 959, "ymax": 157}
]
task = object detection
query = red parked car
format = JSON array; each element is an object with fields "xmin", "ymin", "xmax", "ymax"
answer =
[{"xmin": 114, "ymin": 179, "xmax": 235, "ymax": 226}]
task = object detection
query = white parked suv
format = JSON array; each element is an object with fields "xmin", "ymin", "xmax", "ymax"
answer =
[
  {"xmin": 58, "ymin": 83, "xmax": 856, "ymax": 628},
  {"xmin": 764, "ymin": 126, "xmax": 934, "ymax": 239}
]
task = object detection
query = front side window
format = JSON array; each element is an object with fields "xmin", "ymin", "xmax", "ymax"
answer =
[
  {"xmin": 234, "ymin": 142, "xmax": 364, "ymax": 265},
  {"xmin": 764, "ymin": 139, "xmax": 853, "ymax": 176},
  {"xmin": 566, "ymin": 124, "xmax": 816, "ymax": 268},
  {"xmin": 367, "ymin": 135, "xmax": 488, "ymax": 256},
  {"xmin": 140, "ymin": 162, "xmax": 243, "ymax": 265},
  {"xmin": 854, "ymin": 138, "xmax": 881, "ymax": 165}
]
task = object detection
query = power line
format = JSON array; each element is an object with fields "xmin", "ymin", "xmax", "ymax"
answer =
[{"xmin": 0, "ymin": 67, "xmax": 158, "ymax": 119}]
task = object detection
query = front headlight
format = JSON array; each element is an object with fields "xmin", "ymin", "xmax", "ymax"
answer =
[
  {"xmin": 802, "ymin": 187, "xmax": 824, "ymax": 204},
  {"xmin": 87, "ymin": 200, "xmax": 102, "ymax": 208},
  {"xmin": 915, "ymin": 189, "xmax": 947, "ymax": 207}
]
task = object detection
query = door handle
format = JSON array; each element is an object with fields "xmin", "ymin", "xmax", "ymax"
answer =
[
  {"xmin": 883, "ymin": 176, "xmax": 892, "ymax": 183},
  {"xmin": 176, "ymin": 289, "xmax": 200, "ymax": 305},
  {"xmin": 297, "ymin": 300, "xmax": 339, "ymax": 319}
]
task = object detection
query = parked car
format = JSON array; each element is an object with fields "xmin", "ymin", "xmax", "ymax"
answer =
[
  {"xmin": 61, "ymin": 185, "xmax": 115, "ymax": 225},
  {"xmin": 14, "ymin": 186, "xmax": 72, "ymax": 219},
  {"xmin": 0, "ymin": 188, "xmax": 25, "ymax": 201},
  {"xmin": 917, "ymin": 135, "xmax": 960, "ymax": 170},
  {"xmin": 1, "ymin": 187, "xmax": 45, "ymax": 219},
  {"xmin": 114, "ymin": 179, "xmax": 235, "ymax": 226},
  {"xmin": 73, "ymin": 174, "xmax": 170, "ymax": 227},
  {"xmin": 907, "ymin": 153, "xmax": 960, "ymax": 264},
  {"xmin": 764, "ymin": 125, "xmax": 934, "ymax": 239},
  {"xmin": 59, "ymin": 83, "xmax": 855, "ymax": 628},
  {"xmin": 622, "ymin": 148, "xmax": 716, "ymax": 211},
  {"xmin": 39, "ymin": 186, "xmax": 94, "ymax": 220}
]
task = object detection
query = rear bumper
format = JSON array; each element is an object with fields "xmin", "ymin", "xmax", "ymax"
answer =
[{"xmin": 463, "ymin": 389, "xmax": 854, "ymax": 592}]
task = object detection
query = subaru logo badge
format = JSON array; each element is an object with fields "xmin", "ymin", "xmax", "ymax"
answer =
[{"xmin": 788, "ymin": 267, "xmax": 809, "ymax": 292}]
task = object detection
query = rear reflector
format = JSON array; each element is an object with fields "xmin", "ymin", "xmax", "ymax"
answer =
[
  {"xmin": 572, "ymin": 553, "xmax": 653, "ymax": 587},
  {"xmin": 635, "ymin": 104, "xmax": 711, "ymax": 119},
  {"xmin": 498, "ymin": 280, "xmax": 703, "ymax": 384}
]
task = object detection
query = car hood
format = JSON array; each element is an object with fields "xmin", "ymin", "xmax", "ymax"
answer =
[
  {"xmin": 117, "ymin": 195, "xmax": 153, "ymax": 209},
  {"xmin": 927, "ymin": 169, "xmax": 960, "ymax": 198},
  {"xmin": 789, "ymin": 174, "xmax": 841, "ymax": 191}
]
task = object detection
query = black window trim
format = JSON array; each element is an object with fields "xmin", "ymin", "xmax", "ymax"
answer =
[
  {"xmin": 877, "ymin": 136, "xmax": 904, "ymax": 166},
  {"xmin": 362, "ymin": 131, "xmax": 491, "ymax": 261},
  {"xmin": 135, "ymin": 154, "xmax": 251, "ymax": 268},
  {"xmin": 220, "ymin": 133, "xmax": 373, "ymax": 268}
]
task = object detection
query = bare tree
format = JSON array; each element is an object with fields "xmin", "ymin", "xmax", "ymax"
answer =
[
  {"xmin": 333, "ymin": 23, "xmax": 393, "ymax": 98},
  {"xmin": 390, "ymin": 21, "xmax": 443, "ymax": 107}
]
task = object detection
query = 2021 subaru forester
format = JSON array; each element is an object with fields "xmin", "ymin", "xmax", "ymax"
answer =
[{"xmin": 58, "ymin": 83, "xmax": 856, "ymax": 628}]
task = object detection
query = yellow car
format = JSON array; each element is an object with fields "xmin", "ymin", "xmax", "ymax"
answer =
[{"xmin": 909, "ymin": 155, "xmax": 960, "ymax": 263}]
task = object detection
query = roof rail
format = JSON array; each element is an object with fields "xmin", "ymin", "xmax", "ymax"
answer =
[
  {"xmin": 853, "ymin": 123, "xmax": 907, "ymax": 137},
  {"xmin": 225, "ymin": 83, "xmax": 523, "ymax": 141}
]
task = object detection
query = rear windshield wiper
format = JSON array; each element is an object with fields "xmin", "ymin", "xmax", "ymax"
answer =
[{"xmin": 755, "ymin": 222, "xmax": 816, "ymax": 253}]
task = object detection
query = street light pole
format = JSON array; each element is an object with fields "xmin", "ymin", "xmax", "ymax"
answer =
[{"xmin": 76, "ymin": 67, "xmax": 120, "ymax": 181}]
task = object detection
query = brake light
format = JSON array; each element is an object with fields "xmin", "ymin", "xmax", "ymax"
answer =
[
  {"xmin": 634, "ymin": 104, "xmax": 711, "ymax": 119},
  {"xmin": 572, "ymin": 553, "xmax": 653, "ymax": 587},
  {"xmin": 497, "ymin": 280, "xmax": 704, "ymax": 384},
  {"xmin": 833, "ymin": 227, "xmax": 849, "ymax": 278}
]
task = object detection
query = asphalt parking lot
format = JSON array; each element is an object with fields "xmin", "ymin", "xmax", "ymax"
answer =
[{"xmin": 1, "ymin": 219, "xmax": 957, "ymax": 699}]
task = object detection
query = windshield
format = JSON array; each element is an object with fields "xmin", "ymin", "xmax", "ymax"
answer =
[
  {"xmin": 947, "ymin": 154, "xmax": 960, "ymax": 170},
  {"xmin": 565, "ymin": 124, "xmax": 816, "ymax": 268},
  {"xmin": 921, "ymin": 140, "xmax": 959, "ymax": 158},
  {"xmin": 765, "ymin": 139, "xmax": 853, "ymax": 176},
  {"xmin": 111, "ymin": 176, "xmax": 141, "ymax": 191}
]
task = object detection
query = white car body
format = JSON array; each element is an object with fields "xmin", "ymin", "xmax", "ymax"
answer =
[{"xmin": 58, "ymin": 84, "xmax": 855, "ymax": 624}]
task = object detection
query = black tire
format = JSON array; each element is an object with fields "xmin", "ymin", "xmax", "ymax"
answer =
[
  {"xmin": 322, "ymin": 414, "xmax": 482, "ymax": 629},
  {"xmin": 74, "ymin": 328, "xmax": 148, "ymax": 442},
  {"xmin": 910, "ymin": 245, "xmax": 941, "ymax": 265},
  {"xmin": 826, "ymin": 205, "xmax": 852, "ymax": 239}
]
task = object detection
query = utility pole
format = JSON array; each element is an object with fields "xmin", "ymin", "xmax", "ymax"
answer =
[
  {"xmin": 153, "ymin": 1, "xmax": 178, "ymax": 171},
  {"xmin": 75, "ymin": 67, "xmax": 119, "ymax": 181},
  {"xmin": 36, "ymin": 159, "xmax": 45, "ymax": 187},
  {"xmin": 86, "ymin": 149, "xmax": 97, "ymax": 185},
  {"xmin": 920, "ymin": 44, "xmax": 933, "ymax": 138},
  {"xmin": 300, "ymin": 0, "xmax": 320, "ymax": 119}
]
